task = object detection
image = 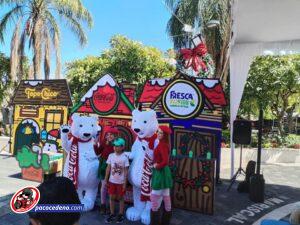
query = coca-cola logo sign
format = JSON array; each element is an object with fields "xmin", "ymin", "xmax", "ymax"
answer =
[{"xmin": 91, "ymin": 85, "xmax": 120, "ymax": 115}]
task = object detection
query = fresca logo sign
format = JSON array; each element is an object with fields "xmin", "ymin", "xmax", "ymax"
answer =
[
  {"xmin": 162, "ymin": 79, "xmax": 203, "ymax": 119},
  {"xmin": 10, "ymin": 186, "xmax": 40, "ymax": 214}
]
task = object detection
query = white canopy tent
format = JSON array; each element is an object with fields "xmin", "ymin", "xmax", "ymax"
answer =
[{"xmin": 229, "ymin": 0, "xmax": 300, "ymax": 177}]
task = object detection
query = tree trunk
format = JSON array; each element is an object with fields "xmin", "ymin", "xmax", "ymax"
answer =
[
  {"xmin": 33, "ymin": 18, "xmax": 43, "ymax": 79},
  {"xmin": 277, "ymin": 116, "xmax": 284, "ymax": 139},
  {"xmin": 286, "ymin": 104, "xmax": 296, "ymax": 133}
]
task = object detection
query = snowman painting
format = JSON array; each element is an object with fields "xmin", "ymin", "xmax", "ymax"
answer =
[{"xmin": 42, "ymin": 129, "xmax": 60, "ymax": 153}]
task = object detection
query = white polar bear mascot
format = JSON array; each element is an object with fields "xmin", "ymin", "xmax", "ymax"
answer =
[
  {"xmin": 126, "ymin": 109, "xmax": 159, "ymax": 225},
  {"xmin": 60, "ymin": 114, "xmax": 101, "ymax": 211}
]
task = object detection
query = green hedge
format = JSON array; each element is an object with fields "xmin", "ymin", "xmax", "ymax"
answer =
[{"xmin": 221, "ymin": 130, "xmax": 300, "ymax": 149}]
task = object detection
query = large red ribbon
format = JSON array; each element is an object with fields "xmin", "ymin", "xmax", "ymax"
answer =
[{"xmin": 180, "ymin": 43, "xmax": 208, "ymax": 72}]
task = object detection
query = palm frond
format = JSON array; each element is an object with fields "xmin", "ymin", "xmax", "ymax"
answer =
[
  {"xmin": 60, "ymin": 12, "xmax": 87, "ymax": 46},
  {"xmin": 0, "ymin": 5, "xmax": 22, "ymax": 43},
  {"xmin": 44, "ymin": 10, "xmax": 60, "ymax": 41},
  {"xmin": 0, "ymin": 0, "xmax": 25, "ymax": 6},
  {"xmin": 53, "ymin": 0, "xmax": 93, "ymax": 28},
  {"xmin": 164, "ymin": 0, "xmax": 181, "ymax": 9},
  {"xmin": 166, "ymin": 0, "xmax": 199, "ymax": 49}
]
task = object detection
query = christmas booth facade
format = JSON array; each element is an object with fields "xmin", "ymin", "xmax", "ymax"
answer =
[
  {"xmin": 138, "ymin": 73, "xmax": 226, "ymax": 214},
  {"xmin": 71, "ymin": 74, "xmax": 136, "ymax": 152},
  {"xmin": 11, "ymin": 79, "xmax": 72, "ymax": 182}
]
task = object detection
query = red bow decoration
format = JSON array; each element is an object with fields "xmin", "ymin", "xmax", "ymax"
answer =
[{"xmin": 180, "ymin": 43, "xmax": 208, "ymax": 72}]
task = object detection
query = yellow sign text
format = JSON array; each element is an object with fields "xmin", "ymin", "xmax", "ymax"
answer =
[{"xmin": 25, "ymin": 88, "xmax": 59, "ymax": 100}]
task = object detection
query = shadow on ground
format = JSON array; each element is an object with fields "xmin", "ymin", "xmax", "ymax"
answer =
[
  {"xmin": 1, "ymin": 180, "xmax": 299, "ymax": 225},
  {"xmin": 81, "ymin": 180, "xmax": 300, "ymax": 225}
]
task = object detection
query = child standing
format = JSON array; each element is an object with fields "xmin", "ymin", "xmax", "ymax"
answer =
[
  {"xmin": 105, "ymin": 138, "xmax": 129, "ymax": 223},
  {"xmin": 151, "ymin": 126, "xmax": 173, "ymax": 225},
  {"xmin": 95, "ymin": 127, "xmax": 119, "ymax": 214}
]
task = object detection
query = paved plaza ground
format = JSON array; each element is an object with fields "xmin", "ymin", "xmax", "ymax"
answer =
[{"xmin": 0, "ymin": 154, "xmax": 299, "ymax": 225}]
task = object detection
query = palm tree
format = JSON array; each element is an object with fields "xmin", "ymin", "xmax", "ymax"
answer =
[
  {"xmin": 165, "ymin": 0, "xmax": 231, "ymax": 85},
  {"xmin": 0, "ymin": 0, "xmax": 93, "ymax": 80}
]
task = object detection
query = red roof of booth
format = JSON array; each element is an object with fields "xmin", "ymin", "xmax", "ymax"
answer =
[{"xmin": 139, "ymin": 78, "xmax": 227, "ymax": 106}]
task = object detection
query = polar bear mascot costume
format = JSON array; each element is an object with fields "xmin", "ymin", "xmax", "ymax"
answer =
[
  {"xmin": 60, "ymin": 114, "xmax": 101, "ymax": 211},
  {"xmin": 126, "ymin": 109, "xmax": 159, "ymax": 224}
]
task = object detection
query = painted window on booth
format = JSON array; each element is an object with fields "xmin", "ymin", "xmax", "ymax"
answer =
[
  {"xmin": 19, "ymin": 106, "xmax": 39, "ymax": 118},
  {"xmin": 44, "ymin": 110, "xmax": 63, "ymax": 130}
]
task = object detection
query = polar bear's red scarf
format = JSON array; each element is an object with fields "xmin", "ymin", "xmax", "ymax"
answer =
[
  {"xmin": 68, "ymin": 136, "xmax": 91, "ymax": 189},
  {"xmin": 139, "ymin": 134, "xmax": 157, "ymax": 202}
]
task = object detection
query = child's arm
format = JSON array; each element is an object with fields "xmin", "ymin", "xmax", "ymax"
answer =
[
  {"xmin": 123, "ymin": 166, "xmax": 128, "ymax": 190},
  {"xmin": 104, "ymin": 164, "xmax": 111, "ymax": 183}
]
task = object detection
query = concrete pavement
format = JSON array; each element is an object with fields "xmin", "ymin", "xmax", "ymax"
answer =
[{"xmin": 0, "ymin": 155, "xmax": 300, "ymax": 225}]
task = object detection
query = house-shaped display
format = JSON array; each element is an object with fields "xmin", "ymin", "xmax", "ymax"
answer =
[
  {"xmin": 71, "ymin": 74, "xmax": 136, "ymax": 151},
  {"xmin": 11, "ymin": 79, "xmax": 72, "ymax": 182},
  {"xmin": 138, "ymin": 72, "xmax": 227, "ymax": 214}
]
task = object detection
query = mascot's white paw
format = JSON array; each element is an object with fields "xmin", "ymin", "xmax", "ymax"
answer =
[
  {"xmin": 126, "ymin": 206, "xmax": 142, "ymax": 221},
  {"xmin": 60, "ymin": 124, "xmax": 70, "ymax": 133},
  {"xmin": 81, "ymin": 198, "xmax": 94, "ymax": 212},
  {"xmin": 141, "ymin": 208, "xmax": 151, "ymax": 225}
]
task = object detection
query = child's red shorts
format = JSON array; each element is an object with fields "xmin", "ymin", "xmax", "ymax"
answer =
[{"xmin": 108, "ymin": 182, "xmax": 125, "ymax": 197}]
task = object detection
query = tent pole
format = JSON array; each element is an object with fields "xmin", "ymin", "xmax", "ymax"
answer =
[
  {"xmin": 230, "ymin": 123, "xmax": 235, "ymax": 178},
  {"xmin": 257, "ymin": 108, "xmax": 263, "ymax": 174}
]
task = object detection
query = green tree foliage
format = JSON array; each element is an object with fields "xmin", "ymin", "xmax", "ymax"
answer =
[
  {"xmin": 241, "ymin": 55, "xmax": 300, "ymax": 138},
  {"xmin": 66, "ymin": 35, "xmax": 175, "ymax": 103},
  {"xmin": 0, "ymin": 53, "xmax": 10, "ymax": 105},
  {"xmin": 0, "ymin": 0, "xmax": 92, "ymax": 80},
  {"xmin": 0, "ymin": 52, "xmax": 29, "ymax": 107}
]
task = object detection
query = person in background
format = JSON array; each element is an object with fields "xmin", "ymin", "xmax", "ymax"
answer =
[
  {"xmin": 261, "ymin": 206, "xmax": 300, "ymax": 225},
  {"xmin": 290, "ymin": 207, "xmax": 300, "ymax": 225},
  {"xmin": 28, "ymin": 177, "xmax": 81, "ymax": 225},
  {"xmin": 150, "ymin": 125, "xmax": 173, "ymax": 225},
  {"xmin": 94, "ymin": 126, "xmax": 119, "ymax": 215},
  {"xmin": 104, "ymin": 138, "xmax": 129, "ymax": 223}
]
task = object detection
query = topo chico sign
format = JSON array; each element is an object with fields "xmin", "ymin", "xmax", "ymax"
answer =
[
  {"xmin": 25, "ymin": 88, "xmax": 59, "ymax": 100},
  {"xmin": 162, "ymin": 79, "xmax": 204, "ymax": 119}
]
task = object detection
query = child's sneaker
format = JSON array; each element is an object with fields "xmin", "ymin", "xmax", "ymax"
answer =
[
  {"xmin": 116, "ymin": 214, "xmax": 125, "ymax": 223},
  {"xmin": 105, "ymin": 214, "xmax": 116, "ymax": 223}
]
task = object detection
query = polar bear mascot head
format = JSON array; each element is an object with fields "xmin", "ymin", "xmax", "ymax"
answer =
[
  {"xmin": 131, "ymin": 109, "xmax": 158, "ymax": 139},
  {"xmin": 70, "ymin": 114, "xmax": 100, "ymax": 140},
  {"xmin": 127, "ymin": 109, "xmax": 158, "ymax": 225}
]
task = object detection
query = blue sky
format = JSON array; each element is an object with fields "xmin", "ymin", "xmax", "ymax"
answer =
[{"xmin": 0, "ymin": 0, "xmax": 174, "ymax": 75}]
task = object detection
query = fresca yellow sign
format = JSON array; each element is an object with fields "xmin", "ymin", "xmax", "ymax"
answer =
[{"xmin": 25, "ymin": 88, "xmax": 59, "ymax": 100}]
